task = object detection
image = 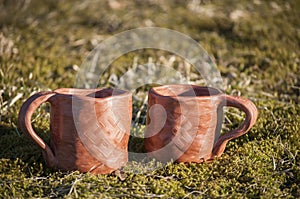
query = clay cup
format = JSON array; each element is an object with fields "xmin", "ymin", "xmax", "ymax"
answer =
[
  {"xmin": 18, "ymin": 88, "xmax": 132, "ymax": 174},
  {"xmin": 144, "ymin": 84, "xmax": 258, "ymax": 163}
]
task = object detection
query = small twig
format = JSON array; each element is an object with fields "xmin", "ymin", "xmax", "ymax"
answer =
[
  {"xmin": 272, "ymin": 156, "xmax": 276, "ymax": 171},
  {"xmin": 68, "ymin": 178, "xmax": 81, "ymax": 197},
  {"xmin": 152, "ymin": 174, "xmax": 175, "ymax": 180},
  {"xmin": 183, "ymin": 190, "xmax": 207, "ymax": 198},
  {"xmin": 11, "ymin": 122, "xmax": 22, "ymax": 137},
  {"xmin": 130, "ymin": 193, "xmax": 166, "ymax": 198}
]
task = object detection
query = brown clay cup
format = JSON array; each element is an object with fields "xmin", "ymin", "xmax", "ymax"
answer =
[
  {"xmin": 144, "ymin": 84, "xmax": 258, "ymax": 163},
  {"xmin": 18, "ymin": 88, "xmax": 132, "ymax": 174}
]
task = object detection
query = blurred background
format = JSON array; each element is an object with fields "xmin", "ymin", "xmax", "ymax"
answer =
[{"xmin": 1, "ymin": 0, "xmax": 299, "ymax": 121}]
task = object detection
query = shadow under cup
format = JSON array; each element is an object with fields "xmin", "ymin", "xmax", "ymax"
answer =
[{"xmin": 144, "ymin": 84, "xmax": 258, "ymax": 163}]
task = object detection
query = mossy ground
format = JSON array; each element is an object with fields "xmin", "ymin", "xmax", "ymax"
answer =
[{"xmin": 0, "ymin": 0, "xmax": 299, "ymax": 198}]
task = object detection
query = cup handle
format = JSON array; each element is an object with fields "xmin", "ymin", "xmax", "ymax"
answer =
[
  {"xmin": 212, "ymin": 95, "xmax": 258, "ymax": 158},
  {"xmin": 18, "ymin": 91, "xmax": 57, "ymax": 168}
]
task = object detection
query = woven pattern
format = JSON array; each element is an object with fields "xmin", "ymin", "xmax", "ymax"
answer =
[
  {"xmin": 74, "ymin": 94, "xmax": 132, "ymax": 170},
  {"xmin": 19, "ymin": 88, "xmax": 132, "ymax": 174},
  {"xmin": 144, "ymin": 85, "xmax": 258, "ymax": 163}
]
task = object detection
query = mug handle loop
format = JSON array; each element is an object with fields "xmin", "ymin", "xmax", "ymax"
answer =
[
  {"xmin": 18, "ymin": 91, "xmax": 57, "ymax": 168},
  {"xmin": 212, "ymin": 95, "xmax": 258, "ymax": 158}
]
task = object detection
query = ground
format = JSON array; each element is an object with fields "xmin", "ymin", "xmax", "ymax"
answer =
[{"xmin": 0, "ymin": 0, "xmax": 299, "ymax": 198}]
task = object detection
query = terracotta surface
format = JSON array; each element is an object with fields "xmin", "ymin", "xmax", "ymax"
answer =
[
  {"xmin": 144, "ymin": 84, "xmax": 258, "ymax": 163},
  {"xmin": 18, "ymin": 88, "xmax": 132, "ymax": 174}
]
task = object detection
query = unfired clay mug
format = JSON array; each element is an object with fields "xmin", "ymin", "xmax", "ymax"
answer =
[
  {"xmin": 144, "ymin": 84, "xmax": 258, "ymax": 163},
  {"xmin": 18, "ymin": 88, "xmax": 132, "ymax": 174}
]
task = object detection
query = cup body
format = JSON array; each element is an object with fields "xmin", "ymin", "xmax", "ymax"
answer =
[
  {"xmin": 19, "ymin": 88, "xmax": 132, "ymax": 174},
  {"xmin": 50, "ymin": 88, "xmax": 132, "ymax": 173},
  {"xmin": 144, "ymin": 84, "xmax": 223, "ymax": 163}
]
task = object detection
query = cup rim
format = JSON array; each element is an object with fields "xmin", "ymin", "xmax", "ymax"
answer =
[
  {"xmin": 149, "ymin": 84, "xmax": 223, "ymax": 99},
  {"xmin": 53, "ymin": 87, "xmax": 131, "ymax": 101}
]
